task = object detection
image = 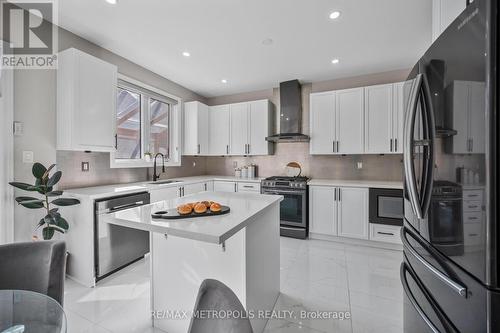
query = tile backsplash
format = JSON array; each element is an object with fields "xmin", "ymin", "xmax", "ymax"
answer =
[{"xmin": 206, "ymin": 143, "xmax": 403, "ymax": 181}]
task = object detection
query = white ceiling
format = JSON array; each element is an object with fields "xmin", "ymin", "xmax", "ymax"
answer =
[{"xmin": 58, "ymin": 0, "xmax": 432, "ymax": 97}]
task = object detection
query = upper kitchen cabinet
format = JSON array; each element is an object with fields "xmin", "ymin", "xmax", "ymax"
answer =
[
  {"xmin": 309, "ymin": 92, "xmax": 335, "ymax": 154},
  {"xmin": 335, "ymin": 87, "xmax": 364, "ymax": 154},
  {"xmin": 183, "ymin": 101, "xmax": 209, "ymax": 155},
  {"xmin": 445, "ymin": 81, "xmax": 485, "ymax": 154},
  {"xmin": 57, "ymin": 48, "xmax": 118, "ymax": 152},
  {"xmin": 229, "ymin": 102, "xmax": 249, "ymax": 155},
  {"xmin": 364, "ymin": 84, "xmax": 393, "ymax": 154},
  {"xmin": 248, "ymin": 100, "xmax": 273, "ymax": 155},
  {"xmin": 208, "ymin": 104, "xmax": 230, "ymax": 155},
  {"xmin": 432, "ymin": 0, "xmax": 467, "ymax": 42},
  {"xmin": 392, "ymin": 82, "xmax": 406, "ymax": 154}
]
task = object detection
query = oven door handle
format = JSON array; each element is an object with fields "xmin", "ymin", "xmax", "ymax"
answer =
[
  {"xmin": 401, "ymin": 228, "xmax": 467, "ymax": 297},
  {"xmin": 263, "ymin": 190, "xmax": 306, "ymax": 196}
]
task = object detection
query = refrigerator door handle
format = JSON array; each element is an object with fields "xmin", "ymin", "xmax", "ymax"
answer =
[
  {"xmin": 401, "ymin": 228, "xmax": 467, "ymax": 297},
  {"xmin": 419, "ymin": 73, "xmax": 436, "ymax": 220},
  {"xmin": 401, "ymin": 261, "xmax": 460, "ymax": 333},
  {"xmin": 403, "ymin": 76, "xmax": 424, "ymax": 219},
  {"xmin": 400, "ymin": 263, "xmax": 440, "ymax": 333}
]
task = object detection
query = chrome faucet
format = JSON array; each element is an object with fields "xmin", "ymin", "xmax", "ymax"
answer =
[{"xmin": 152, "ymin": 153, "xmax": 166, "ymax": 182}]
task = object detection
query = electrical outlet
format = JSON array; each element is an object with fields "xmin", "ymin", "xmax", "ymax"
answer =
[
  {"xmin": 81, "ymin": 162, "xmax": 90, "ymax": 172},
  {"xmin": 357, "ymin": 162, "xmax": 363, "ymax": 169},
  {"xmin": 22, "ymin": 151, "xmax": 33, "ymax": 163},
  {"xmin": 233, "ymin": 161, "xmax": 238, "ymax": 168},
  {"xmin": 13, "ymin": 121, "xmax": 24, "ymax": 136}
]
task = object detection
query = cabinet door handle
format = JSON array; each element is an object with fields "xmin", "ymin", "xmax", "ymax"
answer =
[
  {"xmin": 395, "ymin": 138, "xmax": 398, "ymax": 152},
  {"xmin": 333, "ymin": 141, "xmax": 335, "ymax": 153},
  {"xmin": 115, "ymin": 134, "xmax": 118, "ymax": 149},
  {"xmin": 334, "ymin": 188, "xmax": 337, "ymax": 201},
  {"xmin": 470, "ymin": 138, "xmax": 473, "ymax": 152},
  {"xmin": 377, "ymin": 231, "xmax": 395, "ymax": 236},
  {"xmin": 337, "ymin": 141, "xmax": 340, "ymax": 153},
  {"xmin": 234, "ymin": 183, "xmax": 237, "ymax": 192},
  {"xmin": 197, "ymin": 144, "xmax": 200, "ymax": 154},
  {"xmin": 226, "ymin": 145, "xmax": 229, "ymax": 155},
  {"xmin": 390, "ymin": 139, "xmax": 393, "ymax": 152},
  {"xmin": 338, "ymin": 188, "xmax": 341, "ymax": 201}
]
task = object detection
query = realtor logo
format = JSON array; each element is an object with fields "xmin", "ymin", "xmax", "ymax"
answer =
[{"xmin": 1, "ymin": 0, "xmax": 58, "ymax": 68}]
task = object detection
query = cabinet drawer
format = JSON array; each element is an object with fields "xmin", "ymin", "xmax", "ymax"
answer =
[
  {"xmin": 463, "ymin": 190, "xmax": 483, "ymax": 201},
  {"xmin": 464, "ymin": 223, "xmax": 482, "ymax": 246},
  {"xmin": 464, "ymin": 211, "xmax": 482, "ymax": 224},
  {"xmin": 463, "ymin": 200, "xmax": 482, "ymax": 212},
  {"xmin": 369, "ymin": 224, "xmax": 402, "ymax": 244},
  {"xmin": 237, "ymin": 182, "xmax": 261, "ymax": 193}
]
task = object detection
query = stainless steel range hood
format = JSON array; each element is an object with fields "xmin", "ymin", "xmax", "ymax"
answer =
[{"xmin": 266, "ymin": 80, "xmax": 310, "ymax": 142}]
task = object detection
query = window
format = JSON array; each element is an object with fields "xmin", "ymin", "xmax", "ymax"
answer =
[{"xmin": 111, "ymin": 76, "xmax": 181, "ymax": 168}]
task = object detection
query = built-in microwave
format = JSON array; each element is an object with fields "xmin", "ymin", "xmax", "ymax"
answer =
[{"xmin": 369, "ymin": 188, "xmax": 403, "ymax": 226}]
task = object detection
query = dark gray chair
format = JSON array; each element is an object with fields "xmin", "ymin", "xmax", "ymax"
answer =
[
  {"xmin": 0, "ymin": 241, "xmax": 66, "ymax": 305},
  {"xmin": 188, "ymin": 279, "xmax": 253, "ymax": 333}
]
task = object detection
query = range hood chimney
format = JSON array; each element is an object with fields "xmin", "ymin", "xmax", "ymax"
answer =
[{"xmin": 266, "ymin": 79, "xmax": 310, "ymax": 142}]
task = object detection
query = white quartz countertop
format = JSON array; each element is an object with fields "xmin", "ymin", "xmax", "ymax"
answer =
[
  {"xmin": 64, "ymin": 175, "xmax": 263, "ymax": 199},
  {"xmin": 308, "ymin": 179, "xmax": 404, "ymax": 189},
  {"xmin": 101, "ymin": 192, "xmax": 282, "ymax": 244}
]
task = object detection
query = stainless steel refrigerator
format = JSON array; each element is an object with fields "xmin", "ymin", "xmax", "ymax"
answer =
[{"xmin": 401, "ymin": 0, "xmax": 499, "ymax": 331}]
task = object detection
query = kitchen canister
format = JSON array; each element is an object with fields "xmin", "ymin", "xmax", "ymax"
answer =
[
  {"xmin": 235, "ymin": 168, "xmax": 241, "ymax": 178},
  {"xmin": 241, "ymin": 166, "xmax": 248, "ymax": 179},
  {"xmin": 248, "ymin": 164, "xmax": 255, "ymax": 179}
]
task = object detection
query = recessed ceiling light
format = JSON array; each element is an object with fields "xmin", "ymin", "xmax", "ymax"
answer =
[
  {"xmin": 329, "ymin": 11, "xmax": 341, "ymax": 20},
  {"xmin": 331, "ymin": 58, "xmax": 340, "ymax": 64},
  {"xmin": 262, "ymin": 38, "xmax": 274, "ymax": 46},
  {"xmin": 182, "ymin": 51, "xmax": 191, "ymax": 57},
  {"xmin": 221, "ymin": 79, "xmax": 228, "ymax": 84},
  {"xmin": 105, "ymin": 0, "xmax": 117, "ymax": 4}
]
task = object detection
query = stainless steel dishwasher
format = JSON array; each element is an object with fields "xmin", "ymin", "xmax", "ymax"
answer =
[{"xmin": 94, "ymin": 191, "xmax": 150, "ymax": 281}]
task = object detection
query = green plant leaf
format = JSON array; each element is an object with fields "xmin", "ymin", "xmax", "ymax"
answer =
[
  {"xmin": 54, "ymin": 216, "xmax": 69, "ymax": 230},
  {"xmin": 19, "ymin": 200, "xmax": 45, "ymax": 209},
  {"xmin": 15, "ymin": 196, "xmax": 40, "ymax": 203},
  {"xmin": 37, "ymin": 218, "xmax": 45, "ymax": 229},
  {"xmin": 41, "ymin": 164, "xmax": 56, "ymax": 180},
  {"xmin": 46, "ymin": 190, "xmax": 63, "ymax": 197},
  {"xmin": 9, "ymin": 182, "xmax": 36, "ymax": 192},
  {"xmin": 32, "ymin": 163, "xmax": 47, "ymax": 179},
  {"xmin": 42, "ymin": 226, "xmax": 55, "ymax": 240},
  {"xmin": 47, "ymin": 171, "xmax": 62, "ymax": 187},
  {"xmin": 51, "ymin": 198, "xmax": 80, "ymax": 206}
]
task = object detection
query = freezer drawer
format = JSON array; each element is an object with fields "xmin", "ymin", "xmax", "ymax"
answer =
[{"xmin": 402, "ymin": 226, "xmax": 487, "ymax": 332}]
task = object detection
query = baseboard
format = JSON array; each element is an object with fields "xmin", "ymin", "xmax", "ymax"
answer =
[{"xmin": 308, "ymin": 233, "xmax": 403, "ymax": 251}]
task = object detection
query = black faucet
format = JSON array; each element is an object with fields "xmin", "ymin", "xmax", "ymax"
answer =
[{"xmin": 152, "ymin": 153, "xmax": 166, "ymax": 182}]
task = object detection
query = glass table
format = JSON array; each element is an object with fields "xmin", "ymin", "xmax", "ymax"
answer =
[{"xmin": 0, "ymin": 290, "xmax": 66, "ymax": 333}]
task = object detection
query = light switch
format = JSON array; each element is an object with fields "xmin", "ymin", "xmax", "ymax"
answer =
[
  {"xmin": 22, "ymin": 151, "xmax": 34, "ymax": 163},
  {"xmin": 13, "ymin": 121, "xmax": 23, "ymax": 136},
  {"xmin": 233, "ymin": 161, "xmax": 238, "ymax": 168},
  {"xmin": 81, "ymin": 162, "xmax": 90, "ymax": 172}
]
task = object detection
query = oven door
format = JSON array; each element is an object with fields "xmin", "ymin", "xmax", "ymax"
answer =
[{"xmin": 263, "ymin": 189, "xmax": 306, "ymax": 228}]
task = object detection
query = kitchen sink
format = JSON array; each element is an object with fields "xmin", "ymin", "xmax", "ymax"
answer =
[{"xmin": 148, "ymin": 180, "xmax": 181, "ymax": 185}]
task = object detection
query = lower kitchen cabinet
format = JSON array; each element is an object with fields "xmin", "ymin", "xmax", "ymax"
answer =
[
  {"xmin": 150, "ymin": 187, "xmax": 179, "ymax": 203},
  {"xmin": 309, "ymin": 186, "xmax": 337, "ymax": 236},
  {"xmin": 237, "ymin": 182, "xmax": 261, "ymax": 193},
  {"xmin": 182, "ymin": 182, "xmax": 210, "ymax": 196},
  {"xmin": 309, "ymin": 186, "xmax": 369, "ymax": 240},
  {"xmin": 214, "ymin": 181, "xmax": 237, "ymax": 193},
  {"xmin": 337, "ymin": 187, "xmax": 369, "ymax": 240}
]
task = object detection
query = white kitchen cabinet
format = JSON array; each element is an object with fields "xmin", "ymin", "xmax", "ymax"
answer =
[
  {"xmin": 213, "ymin": 181, "xmax": 237, "ymax": 193},
  {"xmin": 230, "ymin": 102, "xmax": 249, "ymax": 155},
  {"xmin": 237, "ymin": 182, "xmax": 261, "ymax": 193},
  {"xmin": 392, "ymin": 81, "xmax": 406, "ymax": 154},
  {"xmin": 432, "ymin": 0, "xmax": 467, "ymax": 42},
  {"xmin": 365, "ymin": 84, "xmax": 393, "ymax": 154},
  {"xmin": 369, "ymin": 224, "xmax": 402, "ymax": 244},
  {"xmin": 337, "ymin": 187, "xmax": 369, "ymax": 240},
  {"xmin": 208, "ymin": 105, "xmax": 230, "ymax": 155},
  {"xmin": 336, "ymin": 88, "xmax": 365, "ymax": 154},
  {"xmin": 310, "ymin": 92, "xmax": 335, "ymax": 154},
  {"xmin": 248, "ymin": 100, "xmax": 273, "ymax": 155},
  {"xmin": 150, "ymin": 187, "xmax": 179, "ymax": 203},
  {"xmin": 183, "ymin": 101, "xmax": 209, "ymax": 155},
  {"xmin": 309, "ymin": 186, "xmax": 337, "ymax": 236},
  {"xmin": 57, "ymin": 48, "xmax": 117, "ymax": 152},
  {"xmin": 182, "ymin": 182, "xmax": 209, "ymax": 196},
  {"xmin": 445, "ymin": 81, "xmax": 485, "ymax": 154}
]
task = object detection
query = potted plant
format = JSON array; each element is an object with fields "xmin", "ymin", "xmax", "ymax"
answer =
[{"xmin": 9, "ymin": 162, "xmax": 80, "ymax": 240}]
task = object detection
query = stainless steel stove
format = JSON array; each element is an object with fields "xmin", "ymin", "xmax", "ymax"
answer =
[{"xmin": 261, "ymin": 176, "xmax": 309, "ymax": 239}]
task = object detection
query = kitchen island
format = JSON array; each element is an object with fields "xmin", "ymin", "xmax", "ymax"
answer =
[{"xmin": 102, "ymin": 191, "xmax": 282, "ymax": 333}]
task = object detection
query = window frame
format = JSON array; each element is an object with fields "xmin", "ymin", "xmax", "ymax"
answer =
[{"xmin": 110, "ymin": 74, "xmax": 182, "ymax": 168}]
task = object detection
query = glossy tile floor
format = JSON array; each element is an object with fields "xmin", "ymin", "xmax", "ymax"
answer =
[{"xmin": 64, "ymin": 237, "xmax": 404, "ymax": 333}]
